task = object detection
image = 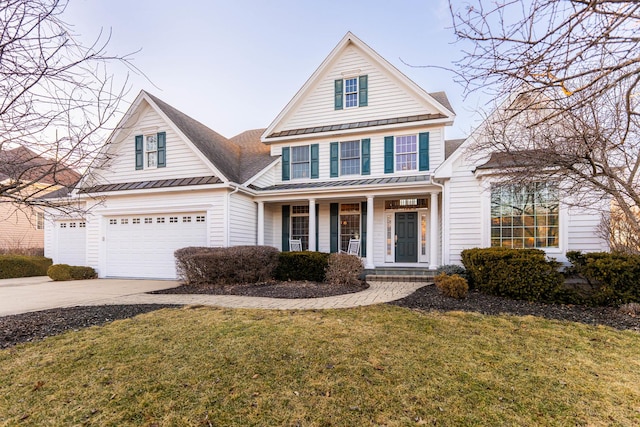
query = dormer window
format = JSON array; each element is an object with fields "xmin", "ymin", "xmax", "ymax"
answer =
[
  {"xmin": 334, "ymin": 75, "xmax": 368, "ymax": 110},
  {"xmin": 135, "ymin": 132, "xmax": 166, "ymax": 170}
]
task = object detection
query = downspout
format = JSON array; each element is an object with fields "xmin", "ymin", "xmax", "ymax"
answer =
[{"xmin": 226, "ymin": 184, "xmax": 241, "ymax": 247}]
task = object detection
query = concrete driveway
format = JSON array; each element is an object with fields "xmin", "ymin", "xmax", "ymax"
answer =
[{"xmin": 0, "ymin": 276, "xmax": 180, "ymax": 317}]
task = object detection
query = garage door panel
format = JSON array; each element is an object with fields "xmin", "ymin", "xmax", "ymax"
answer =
[
  {"xmin": 106, "ymin": 213, "xmax": 207, "ymax": 279},
  {"xmin": 55, "ymin": 220, "xmax": 87, "ymax": 266}
]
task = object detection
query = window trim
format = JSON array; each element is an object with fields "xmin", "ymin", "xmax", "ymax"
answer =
[
  {"xmin": 339, "ymin": 140, "xmax": 361, "ymax": 176},
  {"xmin": 489, "ymin": 182, "xmax": 561, "ymax": 249},
  {"xmin": 344, "ymin": 77, "xmax": 358, "ymax": 108},
  {"xmin": 291, "ymin": 145, "xmax": 310, "ymax": 180},
  {"xmin": 395, "ymin": 134, "xmax": 418, "ymax": 172}
]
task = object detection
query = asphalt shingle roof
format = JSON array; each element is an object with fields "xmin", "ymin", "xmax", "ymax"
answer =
[{"xmin": 0, "ymin": 146, "xmax": 80, "ymax": 187}]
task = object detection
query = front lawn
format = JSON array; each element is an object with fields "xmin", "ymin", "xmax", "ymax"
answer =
[{"xmin": 1, "ymin": 305, "xmax": 639, "ymax": 426}]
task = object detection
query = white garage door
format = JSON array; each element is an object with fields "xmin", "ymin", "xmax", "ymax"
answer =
[
  {"xmin": 105, "ymin": 212, "xmax": 207, "ymax": 279},
  {"xmin": 55, "ymin": 220, "xmax": 87, "ymax": 266}
]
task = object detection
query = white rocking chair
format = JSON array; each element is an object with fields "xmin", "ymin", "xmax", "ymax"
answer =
[
  {"xmin": 340, "ymin": 238, "xmax": 360, "ymax": 256},
  {"xmin": 289, "ymin": 238, "xmax": 303, "ymax": 252}
]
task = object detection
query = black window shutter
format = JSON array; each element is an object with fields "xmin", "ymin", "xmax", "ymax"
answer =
[
  {"xmin": 359, "ymin": 75, "xmax": 368, "ymax": 107},
  {"xmin": 361, "ymin": 201, "xmax": 367, "ymax": 257},
  {"xmin": 334, "ymin": 79, "xmax": 343, "ymax": 110},
  {"xmin": 281, "ymin": 147, "xmax": 290, "ymax": 181},
  {"xmin": 384, "ymin": 136, "xmax": 394, "ymax": 174},
  {"xmin": 310, "ymin": 144, "xmax": 319, "ymax": 179},
  {"xmin": 361, "ymin": 138, "xmax": 370, "ymax": 175},
  {"xmin": 419, "ymin": 132, "xmax": 430, "ymax": 171}
]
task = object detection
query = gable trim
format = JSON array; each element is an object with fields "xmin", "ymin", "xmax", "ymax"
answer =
[{"xmin": 261, "ymin": 32, "xmax": 455, "ymax": 143}]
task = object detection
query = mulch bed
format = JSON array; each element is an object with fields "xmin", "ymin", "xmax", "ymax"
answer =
[
  {"xmin": 389, "ymin": 285, "xmax": 640, "ymax": 332},
  {"xmin": 1, "ymin": 282, "xmax": 638, "ymax": 350},
  {"xmin": 149, "ymin": 280, "xmax": 368, "ymax": 299}
]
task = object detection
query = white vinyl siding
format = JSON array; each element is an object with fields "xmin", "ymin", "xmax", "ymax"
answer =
[
  {"xmin": 92, "ymin": 103, "xmax": 214, "ymax": 184},
  {"xmin": 229, "ymin": 193, "xmax": 257, "ymax": 246},
  {"xmin": 276, "ymin": 45, "xmax": 441, "ymax": 133},
  {"xmin": 0, "ymin": 204, "xmax": 44, "ymax": 249}
]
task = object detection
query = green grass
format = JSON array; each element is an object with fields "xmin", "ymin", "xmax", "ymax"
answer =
[{"xmin": 1, "ymin": 305, "xmax": 639, "ymax": 426}]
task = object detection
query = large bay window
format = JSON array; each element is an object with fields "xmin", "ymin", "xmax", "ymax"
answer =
[{"xmin": 490, "ymin": 183, "xmax": 559, "ymax": 248}]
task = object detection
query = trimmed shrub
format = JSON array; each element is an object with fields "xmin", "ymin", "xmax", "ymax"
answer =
[
  {"xmin": 325, "ymin": 253, "xmax": 363, "ymax": 286},
  {"xmin": 175, "ymin": 246, "xmax": 280, "ymax": 285},
  {"xmin": 0, "ymin": 255, "xmax": 52, "ymax": 279},
  {"xmin": 69, "ymin": 266, "xmax": 98, "ymax": 280},
  {"xmin": 274, "ymin": 251, "xmax": 330, "ymax": 282},
  {"xmin": 434, "ymin": 273, "xmax": 469, "ymax": 299},
  {"xmin": 47, "ymin": 264, "xmax": 98, "ymax": 281},
  {"xmin": 47, "ymin": 264, "xmax": 72, "ymax": 281},
  {"xmin": 461, "ymin": 247, "xmax": 563, "ymax": 302},
  {"xmin": 567, "ymin": 251, "xmax": 640, "ymax": 305},
  {"xmin": 435, "ymin": 264, "xmax": 468, "ymax": 280}
]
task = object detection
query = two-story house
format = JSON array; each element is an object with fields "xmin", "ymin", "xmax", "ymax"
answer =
[{"xmin": 44, "ymin": 32, "xmax": 608, "ymax": 279}]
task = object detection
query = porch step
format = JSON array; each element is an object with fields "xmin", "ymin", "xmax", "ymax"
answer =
[{"xmin": 363, "ymin": 267, "xmax": 437, "ymax": 283}]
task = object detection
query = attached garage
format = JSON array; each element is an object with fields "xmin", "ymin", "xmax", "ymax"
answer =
[
  {"xmin": 104, "ymin": 212, "xmax": 207, "ymax": 279},
  {"xmin": 55, "ymin": 220, "xmax": 87, "ymax": 266}
]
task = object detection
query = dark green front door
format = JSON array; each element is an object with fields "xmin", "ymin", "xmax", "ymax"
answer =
[{"xmin": 395, "ymin": 212, "xmax": 418, "ymax": 262}]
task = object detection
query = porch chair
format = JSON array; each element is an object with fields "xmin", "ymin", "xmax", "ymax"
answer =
[
  {"xmin": 289, "ymin": 238, "xmax": 303, "ymax": 252},
  {"xmin": 340, "ymin": 238, "xmax": 360, "ymax": 256}
]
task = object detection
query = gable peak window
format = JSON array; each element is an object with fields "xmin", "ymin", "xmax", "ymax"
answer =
[
  {"xmin": 334, "ymin": 75, "xmax": 368, "ymax": 110},
  {"xmin": 135, "ymin": 132, "xmax": 166, "ymax": 170}
]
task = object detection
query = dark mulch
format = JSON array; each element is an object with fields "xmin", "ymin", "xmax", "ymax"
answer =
[
  {"xmin": 149, "ymin": 280, "xmax": 368, "ymax": 299},
  {"xmin": 0, "ymin": 305, "xmax": 179, "ymax": 349},
  {"xmin": 1, "ymin": 282, "xmax": 638, "ymax": 350},
  {"xmin": 389, "ymin": 285, "xmax": 640, "ymax": 332}
]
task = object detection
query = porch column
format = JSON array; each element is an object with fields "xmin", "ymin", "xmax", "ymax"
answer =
[
  {"xmin": 430, "ymin": 192, "xmax": 439, "ymax": 269},
  {"xmin": 257, "ymin": 201, "xmax": 264, "ymax": 246},
  {"xmin": 308, "ymin": 199, "xmax": 316, "ymax": 251},
  {"xmin": 365, "ymin": 196, "xmax": 374, "ymax": 269}
]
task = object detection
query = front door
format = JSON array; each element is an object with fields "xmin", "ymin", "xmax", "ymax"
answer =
[{"xmin": 395, "ymin": 212, "xmax": 418, "ymax": 262}]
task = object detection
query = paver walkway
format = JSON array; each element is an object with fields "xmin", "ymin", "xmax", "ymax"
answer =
[
  {"xmin": 0, "ymin": 277, "xmax": 428, "ymax": 316},
  {"xmin": 87, "ymin": 281, "xmax": 428, "ymax": 310}
]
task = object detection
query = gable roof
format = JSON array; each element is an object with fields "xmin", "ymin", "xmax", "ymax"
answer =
[
  {"xmin": 144, "ymin": 92, "xmax": 242, "ymax": 183},
  {"xmin": 0, "ymin": 146, "xmax": 80, "ymax": 187},
  {"xmin": 262, "ymin": 32, "xmax": 455, "ymax": 142},
  {"xmin": 229, "ymin": 128, "xmax": 274, "ymax": 184}
]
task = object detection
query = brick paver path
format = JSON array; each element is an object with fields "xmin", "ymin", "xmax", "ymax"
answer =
[{"xmin": 91, "ymin": 281, "xmax": 428, "ymax": 310}]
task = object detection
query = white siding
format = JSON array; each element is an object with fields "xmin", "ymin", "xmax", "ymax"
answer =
[
  {"xmin": 251, "ymin": 166, "xmax": 276, "ymax": 188},
  {"xmin": 0, "ymin": 204, "xmax": 43, "ymax": 249},
  {"xmin": 90, "ymin": 102, "xmax": 214, "ymax": 185},
  {"xmin": 566, "ymin": 205, "xmax": 609, "ymax": 255},
  {"xmin": 445, "ymin": 156, "xmax": 484, "ymax": 265},
  {"xmin": 278, "ymin": 45, "xmax": 439, "ymax": 133},
  {"xmin": 263, "ymin": 204, "xmax": 275, "ymax": 247},
  {"xmin": 229, "ymin": 193, "xmax": 257, "ymax": 246}
]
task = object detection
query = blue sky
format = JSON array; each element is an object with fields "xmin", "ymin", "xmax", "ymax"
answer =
[{"xmin": 64, "ymin": 0, "xmax": 487, "ymax": 139}]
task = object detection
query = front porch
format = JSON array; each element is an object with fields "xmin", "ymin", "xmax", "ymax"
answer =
[{"xmin": 256, "ymin": 188, "xmax": 442, "ymax": 270}]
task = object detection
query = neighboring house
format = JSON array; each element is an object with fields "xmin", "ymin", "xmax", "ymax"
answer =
[
  {"xmin": 44, "ymin": 32, "xmax": 608, "ymax": 279},
  {"xmin": 0, "ymin": 147, "xmax": 80, "ymax": 251}
]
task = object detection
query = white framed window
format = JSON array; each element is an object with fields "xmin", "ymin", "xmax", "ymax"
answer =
[
  {"xmin": 157, "ymin": 217, "xmax": 165, "ymax": 223},
  {"xmin": 70, "ymin": 222, "xmax": 76, "ymax": 228},
  {"xmin": 132, "ymin": 218, "xmax": 140, "ymax": 224},
  {"xmin": 35, "ymin": 212, "xmax": 44, "ymax": 230},
  {"xmin": 169, "ymin": 217, "xmax": 178, "ymax": 223},
  {"xmin": 146, "ymin": 134, "xmax": 158, "ymax": 167},
  {"xmin": 340, "ymin": 203, "xmax": 360, "ymax": 252},
  {"xmin": 395, "ymin": 135, "xmax": 417, "ymax": 171},
  {"xmin": 108, "ymin": 219, "xmax": 116, "ymax": 225},
  {"xmin": 291, "ymin": 205, "xmax": 310, "ymax": 250},
  {"xmin": 144, "ymin": 218, "xmax": 153, "ymax": 224},
  {"xmin": 340, "ymin": 141, "xmax": 360, "ymax": 175},
  {"xmin": 291, "ymin": 146, "xmax": 310, "ymax": 179},
  {"xmin": 120, "ymin": 219, "xmax": 128, "ymax": 225},
  {"xmin": 196, "ymin": 216, "xmax": 206, "ymax": 222},
  {"xmin": 490, "ymin": 182, "xmax": 559, "ymax": 248},
  {"xmin": 61, "ymin": 222, "xmax": 68, "ymax": 228},
  {"xmin": 79, "ymin": 222, "xmax": 86, "ymax": 228},
  {"xmin": 344, "ymin": 77, "xmax": 358, "ymax": 108},
  {"xmin": 183, "ymin": 216, "xmax": 192, "ymax": 223}
]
